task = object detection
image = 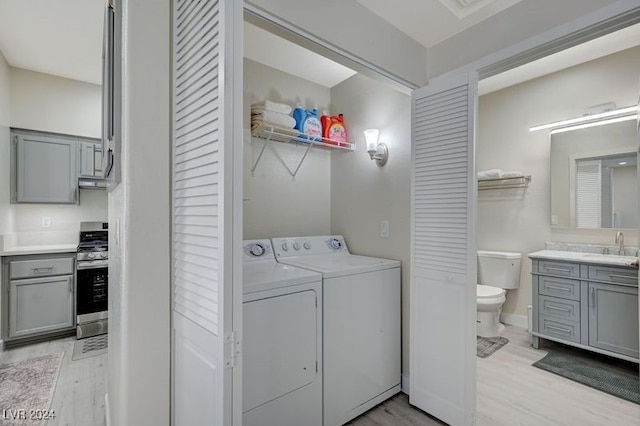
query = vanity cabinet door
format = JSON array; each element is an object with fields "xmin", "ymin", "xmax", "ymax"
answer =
[{"xmin": 588, "ymin": 282, "xmax": 639, "ymax": 358}]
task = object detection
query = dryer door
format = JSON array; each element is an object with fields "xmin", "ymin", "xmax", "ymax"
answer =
[{"xmin": 243, "ymin": 289, "xmax": 318, "ymax": 413}]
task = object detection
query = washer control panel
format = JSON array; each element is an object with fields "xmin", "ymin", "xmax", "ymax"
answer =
[
  {"xmin": 272, "ymin": 235, "xmax": 348, "ymax": 258},
  {"xmin": 243, "ymin": 239, "xmax": 275, "ymax": 262}
]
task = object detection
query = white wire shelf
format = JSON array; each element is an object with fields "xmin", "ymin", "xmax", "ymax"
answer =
[
  {"xmin": 250, "ymin": 122, "xmax": 354, "ymax": 179},
  {"xmin": 477, "ymin": 175, "xmax": 531, "ymax": 190},
  {"xmin": 251, "ymin": 123, "xmax": 355, "ymax": 151}
]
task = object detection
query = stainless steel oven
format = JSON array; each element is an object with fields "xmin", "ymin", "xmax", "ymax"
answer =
[{"xmin": 76, "ymin": 222, "xmax": 108, "ymax": 339}]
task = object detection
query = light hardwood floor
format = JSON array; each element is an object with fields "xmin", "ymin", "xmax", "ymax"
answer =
[
  {"xmin": 0, "ymin": 337, "xmax": 107, "ymax": 426},
  {"xmin": 2, "ymin": 326, "xmax": 638, "ymax": 426},
  {"xmin": 351, "ymin": 325, "xmax": 640, "ymax": 426}
]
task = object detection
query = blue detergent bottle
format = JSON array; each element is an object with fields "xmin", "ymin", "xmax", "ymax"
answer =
[{"xmin": 293, "ymin": 107, "xmax": 323, "ymax": 141}]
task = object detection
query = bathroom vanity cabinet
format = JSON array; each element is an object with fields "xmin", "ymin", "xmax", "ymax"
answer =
[{"xmin": 530, "ymin": 255, "xmax": 639, "ymax": 362}]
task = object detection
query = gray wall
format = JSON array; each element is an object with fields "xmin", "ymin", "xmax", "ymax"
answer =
[
  {"xmin": 0, "ymin": 51, "xmax": 11, "ymax": 238},
  {"xmin": 330, "ymin": 73, "xmax": 411, "ymax": 377},
  {"xmin": 243, "ymin": 59, "xmax": 331, "ymax": 239},
  {"xmin": 477, "ymin": 46, "xmax": 640, "ymax": 320}
]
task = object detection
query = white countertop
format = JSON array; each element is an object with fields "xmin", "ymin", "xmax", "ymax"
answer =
[
  {"xmin": 529, "ymin": 250, "xmax": 639, "ymax": 268},
  {"xmin": 0, "ymin": 244, "xmax": 78, "ymax": 257}
]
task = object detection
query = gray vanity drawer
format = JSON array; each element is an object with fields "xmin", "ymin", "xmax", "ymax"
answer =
[
  {"xmin": 538, "ymin": 296, "xmax": 580, "ymax": 322},
  {"xmin": 537, "ymin": 260, "xmax": 580, "ymax": 278},
  {"xmin": 9, "ymin": 257, "xmax": 74, "ymax": 279},
  {"xmin": 538, "ymin": 276, "xmax": 580, "ymax": 301},
  {"xmin": 538, "ymin": 316, "xmax": 580, "ymax": 343},
  {"xmin": 588, "ymin": 265, "xmax": 638, "ymax": 287}
]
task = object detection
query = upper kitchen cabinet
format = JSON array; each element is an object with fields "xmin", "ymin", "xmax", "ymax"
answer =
[
  {"xmin": 11, "ymin": 129, "xmax": 78, "ymax": 204},
  {"xmin": 79, "ymin": 141, "xmax": 104, "ymax": 179}
]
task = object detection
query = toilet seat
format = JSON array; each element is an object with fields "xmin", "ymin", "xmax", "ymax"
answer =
[{"xmin": 477, "ymin": 284, "xmax": 505, "ymax": 299}]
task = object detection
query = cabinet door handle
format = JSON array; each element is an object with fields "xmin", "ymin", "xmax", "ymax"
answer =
[
  {"xmin": 546, "ymin": 284, "xmax": 571, "ymax": 292},
  {"xmin": 32, "ymin": 267, "xmax": 54, "ymax": 275},
  {"xmin": 546, "ymin": 324, "xmax": 572, "ymax": 334},
  {"xmin": 545, "ymin": 266, "xmax": 572, "ymax": 273},
  {"xmin": 590, "ymin": 287, "xmax": 596, "ymax": 308},
  {"xmin": 546, "ymin": 305, "xmax": 571, "ymax": 313}
]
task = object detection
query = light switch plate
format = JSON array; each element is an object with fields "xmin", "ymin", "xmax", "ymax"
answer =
[
  {"xmin": 380, "ymin": 220, "xmax": 390, "ymax": 238},
  {"xmin": 551, "ymin": 215, "xmax": 558, "ymax": 225},
  {"xmin": 41, "ymin": 216, "xmax": 51, "ymax": 228}
]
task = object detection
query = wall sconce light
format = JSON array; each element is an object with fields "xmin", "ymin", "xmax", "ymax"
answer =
[{"xmin": 363, "ymin": 129, "xmax": 389, "ymax": 167}]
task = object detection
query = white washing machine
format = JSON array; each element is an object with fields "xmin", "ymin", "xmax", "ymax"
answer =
[
  {"xmin": 242, "ymin": 239, "xmax": 323, "ymax": 426},
  {"xmin": 271, "ymin": 235, "xmax": 401, "ymax": 426}
]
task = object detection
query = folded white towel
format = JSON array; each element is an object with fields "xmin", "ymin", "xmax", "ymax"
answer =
[
  {"xmin": 500, "ymin": 171, "xmax": 525, "ymax": 179},
  {"xmin": 251, "ymin": 110, "xmax": 296, "ymax": 129},
  {"xmin": 251, "ymin": 100, "xmax": 292, "ymax": 115},
  {"xmin": 477, "ymin": 169, "xmax": 503, "ymax": 180}
]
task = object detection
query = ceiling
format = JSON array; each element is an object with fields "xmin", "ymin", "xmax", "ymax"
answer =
[
  {"xmin": 0, "ymin": 0, "xmax": 637, "ymax": 94},
  {"xmin": 0, "ymin": 0, "xmax": 104, "ymax": 85},
  {"xmin": 355, "ymin": 0, "xmax": 524, "ymax": 48}
]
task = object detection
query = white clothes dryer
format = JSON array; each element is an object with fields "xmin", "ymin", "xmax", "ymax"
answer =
[
  {"xmin": 242, "ymin": 239, "xmax": 323, "ymax": 426},
  {"xmin": 271, "ymin": 235, "xmax": 401, "ymax": 426}
]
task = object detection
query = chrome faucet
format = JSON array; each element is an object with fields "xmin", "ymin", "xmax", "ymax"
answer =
[{"xmin": 615, "ymin": 231, "xmax": 625, "ymax": 255}]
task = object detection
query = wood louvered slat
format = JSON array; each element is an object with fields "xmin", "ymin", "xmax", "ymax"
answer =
[
  {"xmin": 413, "ymin": 83, "xmax": 469, "ymax": 276},
  {"xmin": 173, "ymin": 0, "xmax": 222, "ymax": 336}
]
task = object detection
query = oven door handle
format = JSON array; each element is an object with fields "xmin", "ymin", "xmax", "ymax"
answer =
[{"xmin": 77, "ymin": 260, "xmax": 109, "ymax": 270}]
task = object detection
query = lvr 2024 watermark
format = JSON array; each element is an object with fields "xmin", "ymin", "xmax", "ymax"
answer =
[{"xmin": 2, "ymin": 409, "xmax": 56, "ymax": 421}]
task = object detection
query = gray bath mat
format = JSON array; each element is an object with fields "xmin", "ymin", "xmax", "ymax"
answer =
[
  {"xmin": 72, "ymin": 334, "xmax": 108, "ymax": 361},
  {"xmin": 0, "ymin": 353, "xmax": 63, "ymax": 425},
  {"xmin": 477, "ymin": 336, "xmax": 509, "ymax": 358},
  {"xmin": 533, "ymin": 344, "xmax": 639, "ymax": 404}
]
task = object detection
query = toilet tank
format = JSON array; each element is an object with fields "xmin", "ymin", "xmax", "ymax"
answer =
[{"xmin": 477, "ymin": 250, "xmax": 522, "ymax": 289}]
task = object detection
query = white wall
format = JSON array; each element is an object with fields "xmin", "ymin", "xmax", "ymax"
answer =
[
  {"xmin": 107, "ymin": 0, "xmax": 170, "ymax": 424},
  {"xmin": 330, "ymin": 73, "xmax": 411, "ymax": 376},
  {"xmin": 0, "ymin": 67, "xmax": 107, "ymax": 246},
  {"xmin": 0, "ymin": 50, "xmax": 11, "ymax": 237},
  {"xmin": 477, "ymin": 46, "xmax": 640, "ymax": 319},
  {"xmin": 248, "ymin": 0, "xmax": 428, "ymax": 88},
  {"xmin": 243, "ymin": 59, "xmax": 332, "ymax": 239},
  {"xmin": 10, "ymin": 67, "xmax": 101, "ymax": 138}
]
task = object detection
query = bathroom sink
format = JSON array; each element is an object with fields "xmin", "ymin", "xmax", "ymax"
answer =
[{"xmin": 528, "ymin": 249, "xmax": 639, "ymax": 268}]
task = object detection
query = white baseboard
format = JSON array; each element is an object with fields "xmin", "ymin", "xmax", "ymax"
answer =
[
  {"xmin": 500, "ymin": 312, "xmax": 528, "ymax": 330},
  {"xmin": 401, "ymin": 374, "xmax": 410, "ymax": 395},
  {"xmin": 105, "ymin": 393, "xmax": 111, "ymax": 426}
]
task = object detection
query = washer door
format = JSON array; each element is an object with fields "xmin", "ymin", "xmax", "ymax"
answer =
[{"xmin": 243, "ymin": 289, "xmax": 318, "ymax": 412}]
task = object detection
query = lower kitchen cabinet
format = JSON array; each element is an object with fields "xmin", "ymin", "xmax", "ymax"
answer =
[
  {"xmin": 9, "ymin": 275, "xmax": 74, "ymax": 339},
  {"xmin": 2, "ymin": 253, "xmax": 76, "ymax": 344}
]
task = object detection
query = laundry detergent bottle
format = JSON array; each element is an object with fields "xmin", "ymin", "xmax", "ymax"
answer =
[
  {"xmin": 326, "ymin": 113, "xmax": 347, "ymax": 144},
  {"xmin": 320, "ymin": 111, "xmax": 337, "ymax": 145},
  {"xmin": 293, "ymin": 107, "xmax": 322, "ymax": 141}
]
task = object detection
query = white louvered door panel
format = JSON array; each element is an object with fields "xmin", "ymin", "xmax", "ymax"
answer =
[
  {"xmin": 575, "ymin": 160, "xmax": 601, "ymax": 228},
  {"xmin": 172, "ymin": 0, "xmax": 243, "ymax": 425},
  {"xmin": 410, "ymin": 73, "xmax": 477, "ymax": 426}
]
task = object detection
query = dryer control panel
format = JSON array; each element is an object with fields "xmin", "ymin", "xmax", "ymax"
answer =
[
  {"xmin": 272, "ymin": 235, "xmax": 349, "ymax": 259},
  {"xmin": 243, "ymin": 239, "xmax": 275, "ymax": 262}
]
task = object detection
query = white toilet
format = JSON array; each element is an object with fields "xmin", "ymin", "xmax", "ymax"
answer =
[{"xmin": 477, "ymin": 250, "xmax": 521, "ymax": 337}]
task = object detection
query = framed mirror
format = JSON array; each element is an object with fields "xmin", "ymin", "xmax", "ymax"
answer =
[{"xmin": 550, "ymin": 119, "xmax": 637, "ymax": 229}]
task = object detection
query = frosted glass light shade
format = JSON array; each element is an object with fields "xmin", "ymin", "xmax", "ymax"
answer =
[{"xmin": 363, "ymin": 129, "xmax": 379, "ymax": 152}]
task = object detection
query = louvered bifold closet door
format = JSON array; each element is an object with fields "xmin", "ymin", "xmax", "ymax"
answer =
[
  {"xmin": 410, "ymin": 73, "xmax": 477, "ymax": 426},
  {"xmin": 172, "ymin": 0, "xmax": 242, "ymax": 425}
]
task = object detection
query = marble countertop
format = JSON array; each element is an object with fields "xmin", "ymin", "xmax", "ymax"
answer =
[
  {"xmin": 529, "ymin": 250, "xmax": 639, "ymax": 269},
  {"xmin": 0, "ymin": 244, "xmax": 78, "ymax": 257}
]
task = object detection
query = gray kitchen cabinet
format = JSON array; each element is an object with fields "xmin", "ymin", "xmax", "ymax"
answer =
[
  {"xmin": 531, "ymin": 256, "xmax": 639, "ymax": 362},
  {"xmin": 11, "ymin": 130, "xmax": 78, "ymax": 204},
  {"xmin": 79, "ymin": 141, "xmax": 104, "ymax": 178},
  {"xmin": 2, "ymin": 253, "xmax": 76, "ymax": 344},
  {"xmin": 588, "ymin": 282, "xmax": 639, "ymax": 358},
  {"xmin": 9, "ymin": 275, "xmax": 74, "ymax": 339}
]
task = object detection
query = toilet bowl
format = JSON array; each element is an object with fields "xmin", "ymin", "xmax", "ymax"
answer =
[
  {"xmin": 477, "ymin": 250, "xmax": 521, "ymax": 338},
  {"xmin": 477, "ymin": 285, "xmax": 506, "ymax": 337}
]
